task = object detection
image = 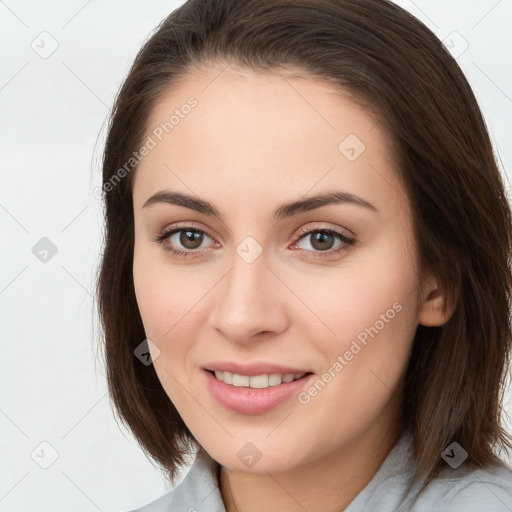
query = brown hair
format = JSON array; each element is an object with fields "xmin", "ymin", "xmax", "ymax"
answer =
[{"xmin": 96, "ymin": 0, "xmax": 512, "ymax": 488}]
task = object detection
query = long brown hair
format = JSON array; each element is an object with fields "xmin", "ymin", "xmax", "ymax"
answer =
[{"xmin": 96, "ymin": 0, "xmax": 512, "ymax": 487}]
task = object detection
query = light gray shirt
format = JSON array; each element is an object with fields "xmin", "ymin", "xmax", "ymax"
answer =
[{"xmin": 125, "ymin": 429, "xmax": 512, "ymax": 511}]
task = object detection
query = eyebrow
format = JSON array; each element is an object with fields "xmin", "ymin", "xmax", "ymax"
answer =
[{"xmin": 142, "ymin": 189, "xmax": 378, "ymax": 221}]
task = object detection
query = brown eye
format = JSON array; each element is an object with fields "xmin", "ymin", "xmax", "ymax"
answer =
[
  {"xmin": 179, "ymin": 229, "xmax": 204, "ymax": 249},
  {"xmin": 154, "ymin": 226, "xmax": 216, "ymax": 256},
  {"xmin": 291, "ymin": 227, "xmax": 356, "ymax": 258},
  {"xmin": 309, "ymin": 231, "xmax": 336, "ymax": 251}
]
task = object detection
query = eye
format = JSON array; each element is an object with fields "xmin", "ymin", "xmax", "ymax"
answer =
[
  {"xmin": 153, "ymin": 224, "xmax": 218, "ymax": 258},
  {"xmin": 153, "ymin": 224, "xmax": 356, "ymax": 259},
  {"xmin": 290, "ymin": 227, "xmax": 356, "ymax": 258}
]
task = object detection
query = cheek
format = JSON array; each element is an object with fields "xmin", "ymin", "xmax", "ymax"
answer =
[
  {"xmin": 132, "ymin": 247, "xmax": 216, "ymax": 388},
  {"xmin": 133, "ymin": 253, "xmax": 167, "ymax": 338},
  {"xmin": 133, "ymin": 247, "xmax": 199, "ymax": 339},
  {"xmin": 296, "ymin": 238, "xmax": 420, "ymax": 379},
  {"xmin": 296, "ymin": 258, "xmax": 417, "ymax": 343},
  {"xmin": 132, "ymin": 254, "xmax": 196, "ymax": 397}
]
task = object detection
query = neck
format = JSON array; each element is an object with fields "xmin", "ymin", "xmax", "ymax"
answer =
[{"xmin": 219, "ymin": 416, "xmax": 403, "ymax": 512}]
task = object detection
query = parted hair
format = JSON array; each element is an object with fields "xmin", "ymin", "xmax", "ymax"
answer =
[{"xmin": 96, "ymin": 0, "xmax": 512, "ymax": 487}]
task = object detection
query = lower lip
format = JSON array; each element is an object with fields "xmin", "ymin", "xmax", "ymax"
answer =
[{"xmin": 203, "ymin": 369, "xmax": 315, "ymax": 415}]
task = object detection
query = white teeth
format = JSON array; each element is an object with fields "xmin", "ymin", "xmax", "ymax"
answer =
[
  {"xmin": 232, "ymin": 374, "xmax": 250, "ymax": 387},
  {"xmin": 248, "ymin": 374, "xmax": 268, "ymax": 388},
  {"xmin": 268, "ymin": 373, "xmax": 283, "ymax": 386},
  {"xmin": 212, "ymin": 370, "xmax": 306, "ymax": 388}
]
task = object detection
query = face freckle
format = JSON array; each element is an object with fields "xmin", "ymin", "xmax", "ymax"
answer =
[{"xmin": 131, "ymin": 64, "xmax": 425, "ymax": 474}]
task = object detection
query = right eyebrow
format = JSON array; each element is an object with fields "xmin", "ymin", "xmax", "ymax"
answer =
[{"xmin": 142, "ymin": 189, "xmax": 379, "ymax": 221}]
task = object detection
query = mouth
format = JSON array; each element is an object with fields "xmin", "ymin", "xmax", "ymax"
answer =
[
  {"xmin": 205, "ymin": 369, "xmax": 314, "ymax": 389},
  {"xmin": 203, "ymin": 368, "xmax": 316, "ymax": 414}
]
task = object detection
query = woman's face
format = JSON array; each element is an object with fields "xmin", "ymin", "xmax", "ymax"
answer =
[{"xmin": 132, "ymin": 64, "xmax": 434, "ymax": 473}]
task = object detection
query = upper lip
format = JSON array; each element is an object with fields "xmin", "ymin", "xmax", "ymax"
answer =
[{"xmin": 203, "ymin": 361, "xmax": 313, "ymax": 376}]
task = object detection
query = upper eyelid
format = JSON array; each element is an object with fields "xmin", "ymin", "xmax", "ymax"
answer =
[
  {"xmin": 161, "ymin": 221, "xmax": 350, "ymax": 235},
  {"xmin": 294, "ymin": 224, "xmax": 353, "ymax": 239},
  {"xmin": 163, "ymin": 222, "xmax": 217, "ymax": 241},
  {"xmin": 160, "ymin": 223, "xmax": 353, "ymax": 247}
]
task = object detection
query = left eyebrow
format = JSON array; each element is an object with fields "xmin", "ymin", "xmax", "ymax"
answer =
[
  {"xmin": 142, "ymin": 189, "xmax": 379, "ymax": 221},
  {"xmin": 273, "ymin": 190, "xmax": 379, "ymax": 220}
]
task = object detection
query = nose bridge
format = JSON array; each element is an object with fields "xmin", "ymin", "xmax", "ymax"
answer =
[
  {"xmin": 210, "ymin": 242, "xmax": 284, "ymax": 340},
  {"xmin": 223, "ymin": 231, "xmax": 269, "ymax": 301},
  {"xmin": 223, "ymin": 247, "xmax": 270, "ymax": 316}
]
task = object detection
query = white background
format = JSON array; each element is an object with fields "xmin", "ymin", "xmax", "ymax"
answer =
[{"xmin": 1, "ymin": 1, "xmax": 511, "ymax": 510}]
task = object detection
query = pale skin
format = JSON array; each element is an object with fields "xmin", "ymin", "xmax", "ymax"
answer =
[{"xmin": 131, "ymin": 63, "xmax": 454, "ymax": 512}]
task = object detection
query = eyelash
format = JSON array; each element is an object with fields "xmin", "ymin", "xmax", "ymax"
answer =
[{"xmin": 153, "ymin": 223, "xmax": 357, "ymax": 260}]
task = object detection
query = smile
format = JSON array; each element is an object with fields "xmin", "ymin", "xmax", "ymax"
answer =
[
  {"xmin": 203, "ymin": 369, "xmax": 315, "ymax": 415},
  {"xmin": 210, "ymin": 370, "xmax": 308, "ymax": 388}
]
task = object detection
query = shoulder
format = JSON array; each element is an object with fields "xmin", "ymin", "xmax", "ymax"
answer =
[
  {"xmin": 122, "ymin": 448, "xmax": 225, "ymax": 512},
  {"xmin": 346, "ymin": 429, "xmax": 512, "ymax": 512},
  {"xmin": 411, "ymin": 461, "xmax": 512, "ymax": 512}
]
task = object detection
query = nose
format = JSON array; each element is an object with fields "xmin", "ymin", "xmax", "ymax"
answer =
[{"xmin": 208, "ymin": 250, "xmax": 288, "ymax": 344}]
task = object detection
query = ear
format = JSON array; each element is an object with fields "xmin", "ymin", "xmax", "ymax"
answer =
[{"xmin": 418, "ymin": 276, "xmax": 457, "ymax": 327}]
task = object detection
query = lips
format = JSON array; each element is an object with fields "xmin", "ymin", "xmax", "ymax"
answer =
[
  {"xmin": 203, "ymin": 368, "xmax": 315, "ymax": 414},
  {"xmin": 203, "ymin": 361, "xmax": 312, "ymax": 376}
]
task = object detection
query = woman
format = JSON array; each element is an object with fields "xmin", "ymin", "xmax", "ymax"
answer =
[{"xmin": 96, "ymin": 0, "xmax": 512, "ymax": 510}]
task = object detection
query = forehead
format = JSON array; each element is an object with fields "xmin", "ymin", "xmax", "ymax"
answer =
[
  {"xmin": 133, "ymin": 64, "xmax": 405, "ymax": 216},
  {"xmin": 145, "ymin": 63, "xmax": 383, "ymax": 143}
]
